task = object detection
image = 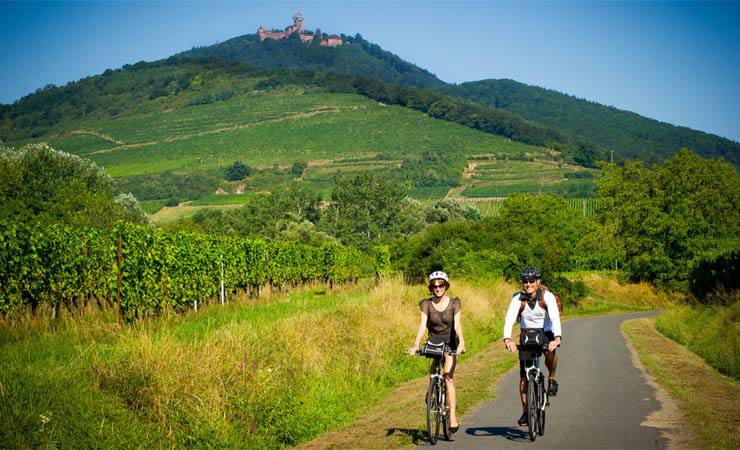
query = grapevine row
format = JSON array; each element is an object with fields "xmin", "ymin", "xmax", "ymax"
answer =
[{"xmin": 0, "ymin": 221, "xmax": 362, "ymax": 317}]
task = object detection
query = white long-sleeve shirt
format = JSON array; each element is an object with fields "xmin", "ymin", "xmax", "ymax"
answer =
[{"xmin": 503, "ymin": 290, "xmax": 562, "ymax": 341}]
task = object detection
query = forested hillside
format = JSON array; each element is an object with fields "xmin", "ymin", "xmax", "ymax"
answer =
[
  {"xmin": 180, "ymin": 33, "xmax": 445, "ymax": 90},
  {"xmin": 178, "ymin": 32, "xmax": 739, "ymax": 167},
  {"xmin": 440, "ymin": 79, "xmax": 740, "ymax": 167}
]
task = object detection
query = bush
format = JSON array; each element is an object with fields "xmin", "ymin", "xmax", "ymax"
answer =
[
  {"xmin": 225, "ymin": 161, "xmax": 254, "ymax": 181},
  {"xmin": 291, "ymin": 160, "xmax": 308, "ymax": 179},
  {"xmin": 542, "ymin": 275, "xmax": 589, "ymax": 309},
  {"xmin": 689, "ymin": 247, "xmax": 740, "ymax": 300}
]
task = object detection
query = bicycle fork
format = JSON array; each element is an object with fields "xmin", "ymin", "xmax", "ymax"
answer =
[
  {"xmin": 526, "ymin": 366, "xmax": 549, "ymax": 410},
  {"xmin": 430, "ymin": 373, "xmax": 447, "ymax": 416}
]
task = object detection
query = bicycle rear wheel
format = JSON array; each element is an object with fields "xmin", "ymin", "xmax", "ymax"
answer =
[
  {"xmin": 441, "ymin": 386, "xmax": 451, "ymax": 440},
  {"xmin": 427, "ymin": 382, "xmax": 441, "ymax": 444},
  {"xmin": 537, "ymin": 376, "xmax": 546, "ymax": 436},
  {"xmin": 527, "ymin": 374, "xmax": 537, "ymax": 441}
]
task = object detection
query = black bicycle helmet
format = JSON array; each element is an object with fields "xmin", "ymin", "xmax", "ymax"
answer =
[{"xmin": 519, "ymin": 266, "xmax": 541, "ymax": 280}]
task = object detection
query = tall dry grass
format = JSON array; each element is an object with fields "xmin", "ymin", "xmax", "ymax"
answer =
[
  {"xmin": 86, "ymin": 276, "xmax": 519, "ymax": 447},
  {"xmin": 574, "ymin": 273, "xmax": 683, "ymax": 310},
  {"xmin": 656, "ymin": 290, "xmax": 740, "ymax": 380},
  {"xmin": 2, "ymin": 275, "xmax": 522, "ymax": 448}
]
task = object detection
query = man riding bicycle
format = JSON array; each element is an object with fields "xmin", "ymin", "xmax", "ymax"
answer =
[{"xmin": 503, "ymin": 266, "xmax": 562, "ymax": 427}]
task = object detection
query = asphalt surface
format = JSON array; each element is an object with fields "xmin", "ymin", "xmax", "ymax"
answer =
[{"xmin": 432, "ymin": 311, "xmax": 668, "ymax": 449}]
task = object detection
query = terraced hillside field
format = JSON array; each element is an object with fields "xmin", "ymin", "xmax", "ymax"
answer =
[
  {"xmin": 42, "ymin": 92, "xmax": 542, "ymax": 178},
  {"xmin": 32, "ymin": 89, "xmax": 601, "ymax": 214},
  {"xmin": 459, "ymin": 158, "xmax": 600, "ymax": 198}
]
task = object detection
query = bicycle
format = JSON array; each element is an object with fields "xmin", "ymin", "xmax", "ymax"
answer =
[
  {"xmin": 517, "ymin": 341, "xmax": 549, "ymax": 441},
  {"xmin": 415, "ymin": 342, "xmax": 462, "ymax": 444}
]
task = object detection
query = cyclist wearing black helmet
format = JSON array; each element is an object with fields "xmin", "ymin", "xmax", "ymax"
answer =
[
  {"xmin": 503, "ymin": 266, "xmax": 562, "ymax": 427},
  {"xmin": 409, "ymin": 271, "xmax": 466, "ymax": 433}
]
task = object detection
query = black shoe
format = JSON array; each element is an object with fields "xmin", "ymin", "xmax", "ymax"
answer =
[
  {"xmin": 517, "ymin": 412, "xmax": 528, "ymax": 427},
  {"xmin": 450, "ymin": 425, "xmax": 459, "ymax": 434},
  {"xmin": 548, "ymin": 379, "xmax": 559, "ymax": 396}
]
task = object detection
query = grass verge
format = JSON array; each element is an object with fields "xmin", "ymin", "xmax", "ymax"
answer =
[
  {"xmin": 0, "ymin": 276, "xmax": 519, "ymax": 448},
  {"xmin": 623, "ymin": 317, "xmax": 740, "ymax": 449}
]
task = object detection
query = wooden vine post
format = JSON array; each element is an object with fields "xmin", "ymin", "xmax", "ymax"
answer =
[
  {"xmin": 83, "ymin": 236, "xmax": 88, "ymax": 307},
  {"xmin": 117, "ymin": 234, "xmax": 122, "ymax": 327}
]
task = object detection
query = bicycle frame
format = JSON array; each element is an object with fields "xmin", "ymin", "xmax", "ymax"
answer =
[
  {"xmin": 518, "ymin": 343, "xmax": 549, "ymax": 441},
  {"xmin": 416, "ymin": 344, "xmax": 459, "ymax": 444}
]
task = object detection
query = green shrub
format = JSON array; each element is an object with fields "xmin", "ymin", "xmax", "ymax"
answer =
[
  {"xmin": 689, "ymin": 247, "xmax": 740, "ymax": 300},
  {"xmin": 541, "ymin": 275, "xmax": 589, "ymax": 309}
]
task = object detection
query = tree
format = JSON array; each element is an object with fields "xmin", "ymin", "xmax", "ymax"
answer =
[
  {"xmin": 322, "ymin": 171, "xmax": 407, "ymax": 250},
  {"xmin": 597, "ymin": 148, "xmax": 740, "ymax": 289},
  {"xmin": 225, "ymin": 161, "xmax": 254, "ymax": 181},
  {"xmin": 0, "ymin": 143, "xmax": 147, "ymax": 227},
  {"xmin": 495, "ymin": 194, "xmax": 585, "ymax": 274}
]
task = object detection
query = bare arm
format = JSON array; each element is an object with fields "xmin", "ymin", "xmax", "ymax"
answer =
[
  {"xmin": 408, "ymin": 311, "xmax": 428, "ymax": 355},
  {"xmin": 454, "ymin": 310, "xmax": 465, "ymax": 354}
]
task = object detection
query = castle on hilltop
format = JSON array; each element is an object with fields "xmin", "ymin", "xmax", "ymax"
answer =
[{"xmin": 258, "ymin": 12, "xmax": 343, "ymax": 47}]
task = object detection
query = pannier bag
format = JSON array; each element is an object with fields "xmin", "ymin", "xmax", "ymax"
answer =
[
  {"xmin": 520, "ymin": 328, "xmax": 546, "ymax": 348},
  {"xmin": 422, "ymin": 341, "xmax": 446, "ymax": 358}
]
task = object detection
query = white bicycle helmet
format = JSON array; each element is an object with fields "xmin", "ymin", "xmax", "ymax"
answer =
[{"xmin": 428, "ymin": 271, "xmax": 450, "ymax": 289}]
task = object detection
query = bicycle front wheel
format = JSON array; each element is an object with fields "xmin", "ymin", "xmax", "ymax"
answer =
[
  {"xmin": 427, "ymin": 382, "xmax": 441, "ymax": 444},
  {"xmin": 441, "ymin": 386, "xmax": 451, "ymax": 440},
  {"xmin": 527, "ymin": 374, "xmax": 537, "ymax": 441}
]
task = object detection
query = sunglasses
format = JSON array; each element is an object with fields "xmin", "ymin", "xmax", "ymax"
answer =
[
  {"xmin": 522, "ymin": 279, "xmax": 537, "ymax": 285},
  {"xmin": 431, "ymin": 284, "xmax": 447, "ymax": 289}
]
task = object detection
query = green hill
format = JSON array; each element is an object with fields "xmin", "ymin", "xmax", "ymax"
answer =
[
  {"xmin": 179, "ymin": 33, "xmax": 739, "ymax": 167},
  {"xmin": 440, "ymin": 79, "xmax": 740, "ymax": 167},
  {"xmin": 0, "ymin": 57, "xmax": 597, "ymax": 208}
]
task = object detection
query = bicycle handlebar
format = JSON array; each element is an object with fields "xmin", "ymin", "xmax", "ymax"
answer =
[
  {"xmin": 414, "ymin": 350, "xmax": 465, "ymax": 356},
  {"xmin": 516, "ymin": 343, "xmax": 549, "ymax": 352}
]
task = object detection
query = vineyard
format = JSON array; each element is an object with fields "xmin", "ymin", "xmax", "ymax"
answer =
[
  {"xmin": 461, "ymin": 179, "xmax": 597, "ymax": 198},
  {"xmin": 0, "ymin": 220, "xmax": 362, "ymax": 317},
  {"xmin": 34, "ymin": 91, "xmax": 546, "ymax": 178},
  {"xmin": 407, "ymin": 186, "xmax": 451, "ymax": 200},
  {"xmin": 462, "ymin": 159, "xmax": 599, "ymax": 199},
  {"xmin": 457, "ymin": 197, "xmax": 601, "ymax": 217}
]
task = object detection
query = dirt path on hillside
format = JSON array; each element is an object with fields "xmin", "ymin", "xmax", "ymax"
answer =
[{"xmin": 296, "ymin": 340, "xmax": 518, "ymax": 449}]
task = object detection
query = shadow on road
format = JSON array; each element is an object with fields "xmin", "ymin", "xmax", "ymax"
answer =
[
  {"xmin": 384, "ymin": 427, "xmax": 426, "ymax": 445},
  {"xmin": 465, "ymin": 426, "xmax": 530, "ymax": 441}
]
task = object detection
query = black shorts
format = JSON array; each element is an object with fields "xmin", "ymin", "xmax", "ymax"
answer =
[{"xmin": 519, "ymin": 330, "xmax": 556, "ymax": 378}]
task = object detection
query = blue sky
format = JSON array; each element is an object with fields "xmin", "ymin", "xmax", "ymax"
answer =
[{"xmin": 2, "ymin": 1, "xmax": 739, "ymax": 143}]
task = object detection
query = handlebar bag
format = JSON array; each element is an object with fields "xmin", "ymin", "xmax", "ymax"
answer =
[
  {"xmin": 422, "ymin": 341, "xmax": 446, "ymax": 358},
  {"xmin": 520, "ymin": 328, "xmax": 546, "ymax": 348}
]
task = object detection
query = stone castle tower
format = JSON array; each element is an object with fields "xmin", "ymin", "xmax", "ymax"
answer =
[{"xmin": 257, "ymin": 12, "xmax": 343, "ymax": 47}]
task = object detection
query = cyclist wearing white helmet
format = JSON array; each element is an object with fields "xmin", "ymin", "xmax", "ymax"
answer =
[{"xmin": 408, "ymin": 270, "xmax": 466, "ymax": 433}]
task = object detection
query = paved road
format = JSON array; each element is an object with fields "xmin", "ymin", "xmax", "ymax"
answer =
[{"xmin": 434, "ymin": 311, "xmax": 668, "ymax": 449}]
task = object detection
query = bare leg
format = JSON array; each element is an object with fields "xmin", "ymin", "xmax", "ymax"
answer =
[
  {"xmin": 545, "ymin": 351, "xmax": 558, "ymax": 380},
  {"xmin": 444, "ymin": 354, "xmax": 459, "ymax": 428},
  {"xmin": 519, "ymin": 378, "xmax": 527, "ymax": 412}
]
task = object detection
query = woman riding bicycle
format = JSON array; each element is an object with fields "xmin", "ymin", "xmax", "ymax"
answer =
[
  {"xmin": 503, "ymin": 266, "xmax": 562, "ymax": 427},
  {"xmin": 408, "ymin": 271, "xmax": 466, "ymax": 433}
]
